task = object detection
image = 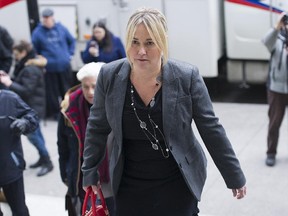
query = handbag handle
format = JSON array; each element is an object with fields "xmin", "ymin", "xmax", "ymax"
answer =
[
  {"xmin": 82, "ymin": 186, "xmax": 97, "ymax": 216},
  {"xmin": 96, "ymin": 185, "xmax": 108, "ymax": 212},
  {"xmin": 82, "ymin": 186, "xmax": 109, "ymax": 216}
]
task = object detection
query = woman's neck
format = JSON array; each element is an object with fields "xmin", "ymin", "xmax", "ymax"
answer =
[{"xmin": 130, "ymin": 65, "xmax": 162, "ymax": 85}]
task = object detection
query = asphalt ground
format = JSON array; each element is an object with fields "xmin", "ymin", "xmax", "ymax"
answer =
[{"xmin": 1, "ymin": 102, "xmax": 288, "ymax": 216}]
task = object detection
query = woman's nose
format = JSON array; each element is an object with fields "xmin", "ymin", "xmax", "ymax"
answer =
[
  {"xmin": 89, "ymin": 87, "xmax": 94, "ymax": 95},
  {"xmin": 138, "ymin": 46, "xmax": 146, "ymax": 55}
]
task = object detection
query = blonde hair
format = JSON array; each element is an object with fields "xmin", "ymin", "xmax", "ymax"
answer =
[
  {"xmin": 125, "ymin": 7, "xmax": 168, "ymax": 65},
  {"xmin": 76, "ymin": 62, "xmax": 105, "ymax": 81}
]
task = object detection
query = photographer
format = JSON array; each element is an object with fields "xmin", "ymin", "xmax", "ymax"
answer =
[{"xmin": 262, "ymin": 12, "xmax": 288, "ymax": 166}]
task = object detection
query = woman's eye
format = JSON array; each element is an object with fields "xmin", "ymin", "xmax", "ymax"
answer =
[
  {"xmin": 145, "ymin": 41, "xmax": 155, "ymax": 47},
  {"xmin": 132, "ymin": 40, "xmax": 139, "ymax": 45}
]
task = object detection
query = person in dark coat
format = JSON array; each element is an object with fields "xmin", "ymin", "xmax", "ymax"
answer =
[
  {"xmin": 0, "ymin": 40, "xmax": 53, "ymax": 177},
  {"xmin": 82, "ymin": 8, "xmax": 246, "ymax": 216},
  {"xmin": 0, "ymin": 89, "xmax": 38, "ymax": 216},
  {"xmin": 0, "ymin": 25, "xmax": 14, "ymax": 90},
  {"xmin": 57, "ymin": 62, "xmax": 115, "ymax": 216}
]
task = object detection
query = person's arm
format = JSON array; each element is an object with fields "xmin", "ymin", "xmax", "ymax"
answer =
[
  {"xmin": 81, "ymin": 68, "xmax": 111, "ymax": 192},
  {"xmin": 262, "ymin": 12, "xmax": 287, "ymax": 52},
  {"xmin": 57, "ymin": 114, "xmax": 70, "ymax": 184},
  {"xmin": 63, "ymin": 25, "xmax": 76, "ymax": 57},
  {"xmin": 10, "ymin": 93, "xmax": 39, "ymax": 136},
  {"xmin": 31, "ymin": 29, "xmax": 41, "ymax": 55},
  {"xmin": 8, "ymin": 67, "xmax": 41, "ymax": 99},
  {"xmin": 81, "ymin": 41, "xmax": 98, "ymax": 64},
  {"xmin": 190, "ymin": 66, "xmax": 246, "ymax": 198}
]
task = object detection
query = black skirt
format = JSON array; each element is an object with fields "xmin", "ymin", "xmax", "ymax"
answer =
[{"xmin": 116, "ymin": 162, "xmax": 199, "ymax": 216}]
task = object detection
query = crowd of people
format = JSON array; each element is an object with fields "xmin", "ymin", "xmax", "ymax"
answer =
[
  {"xmin": 14, "ymin": 5, "xmax": 288, "ymax": 216},
  {"xmin": 0, "ymin": 7, "xmax": 124, "ymax": 216}
]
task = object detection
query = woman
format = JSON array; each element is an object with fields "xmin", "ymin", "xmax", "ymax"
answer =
[
  {"xmin": 0, "ymin": 89, "xmax": 38, "ymax": 216},
  {"xmin": 57, "ymin": 62, "xmax": 115, "ymax": 216},
  {"xmin": 81, "ymin": 21, "xmax": 126, "ymax": 64},
  {"xmin": 82, "ymin": 7, "xmax": 247, "ymax": 216},
  {"xmin": 0, "ymin": 40, "xmax": 53, "ymax": 177}
]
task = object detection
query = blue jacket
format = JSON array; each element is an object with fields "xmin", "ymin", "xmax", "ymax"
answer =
[
  {"xmin": 81, "ymin": 35, "xmax": 126, "ymax": 64},
  {"xmin": 0, "ymin": 90, "xmax": 38, "ymax": 185},
  {"xmin": 81, "ymin": 59, "xmax": 246, "ymax": 201},
  {"xmin": 32, "ymin": 22, "xmax": 75, "ymax": 72}
]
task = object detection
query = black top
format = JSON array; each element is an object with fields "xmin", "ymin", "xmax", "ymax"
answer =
[
  {"xmin": 122, "ymin": 80, "xmax": 179, "ymax": 186},
  {"xmin": 118, "ymin": 80, "xmax": 198, "ymax": 216}
]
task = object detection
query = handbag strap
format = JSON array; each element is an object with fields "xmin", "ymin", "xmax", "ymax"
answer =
[
  {"xmin": 82, "ymin": 186, "xmax": 109, "ymax": 216},
  {"xmin": 82, "ymin": 186, "xmax": 96, "ymax": 216},
  {"xmin": 96, "ymin": 186, "xmax": 109, "ymax": 213}
]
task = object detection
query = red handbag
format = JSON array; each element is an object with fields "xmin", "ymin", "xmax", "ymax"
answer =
[{"xmin": 82, "ymin": 186, "xmax": 110, "ymax": 216}]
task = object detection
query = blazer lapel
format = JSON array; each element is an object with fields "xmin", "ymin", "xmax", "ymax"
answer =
[
  {"xmin": 162, "ymin": 62, "xmax": 179, "ymax": 139},
  {"xmin": 111, "ymin": 61, "xmax": 130, "ymax": 142}
]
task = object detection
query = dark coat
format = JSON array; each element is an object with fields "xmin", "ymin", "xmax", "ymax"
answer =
[
  {"xmin": 9, "ymin": 51, "xmax": 46, "ymax": 119},
  {"xmin": 81, "ymin": 58, "xmax": 246, "ymax": 201},
  {"xmin": 58, "ymin": 86, "xmax": 110, "ymax": 197},
  {"xmin": 0, "ymin": 25, "xmax": 13, "ymax": 72},
  {"xmin": 57, "ymin": 86, "xmax": 83, "ymax": 196},
  {"xmin": 0, "ymin": 90, "xmax": 38, "ymax": 185}
]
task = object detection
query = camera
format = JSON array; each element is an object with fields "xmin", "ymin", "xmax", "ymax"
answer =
[{"xmin": 282, "ymin": 14, "xmax": 288, "ymax": 25}]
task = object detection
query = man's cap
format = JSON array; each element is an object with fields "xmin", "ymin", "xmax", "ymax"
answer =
[{"xmin": 42, "ymin": 8, "xmax": 54, "ymax": 17}]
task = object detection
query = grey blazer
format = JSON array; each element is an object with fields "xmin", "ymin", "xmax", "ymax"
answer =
[{"xmin": 82, "ymin": 58, "xmax": 246, "ymax": 201}]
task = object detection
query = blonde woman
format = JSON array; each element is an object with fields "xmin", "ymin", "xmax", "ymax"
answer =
[{"xmin": 82, "ymin": 7, "xmax": 246, "ymax": 216}]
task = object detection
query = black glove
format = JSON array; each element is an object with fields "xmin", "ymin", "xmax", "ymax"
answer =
[{"xmin": 10, "ymin": 118, "xmax": 28, "ymax": 136}]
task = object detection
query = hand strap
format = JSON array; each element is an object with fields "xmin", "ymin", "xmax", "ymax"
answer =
[
  {"xmin": 82, "ymin": 186, "xmax": 109, "ymax": 216},
  {"xmin": 96, "ymin": 185, "xmax": 109, "ymax": 214},
  {"xmin": 82, "ymin": 186, "xmax": 96, "ymax": 216}
]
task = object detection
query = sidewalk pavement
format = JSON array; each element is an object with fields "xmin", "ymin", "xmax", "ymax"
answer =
[{"xmin": 1, "ymin": 102, "xmax": 288, "ymax": 216}]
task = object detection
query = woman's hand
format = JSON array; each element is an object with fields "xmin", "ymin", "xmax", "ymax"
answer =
[
  {"xmin": 275, "ymin": 12, "xmax": 287, "ymax": 30},
  {"xmin": 83, "ymin": 181, "xmax": 100, "ymax": 194},
  {"xmin": 232, "ymin": 186, "xmax": 246, "ymax": 199},
  {"xmin": 232, "ymin": 185, "xmax": 247, "ymax": 199},
  {"xmin": 88, "ymin": 46, "xmax": 99, "ymax": 57}
]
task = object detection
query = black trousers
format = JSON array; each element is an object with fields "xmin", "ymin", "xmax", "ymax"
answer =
[
  {"xmin": 45, "ymin": 70, "xmax": 72, "ymax": 118},
  {"xmin": 267, "ymin": 90, "xmax": 288, "ymax": 155},
  {"xmin": 1, "ymin": 176, "xmax": 29, "ymax": 216}
]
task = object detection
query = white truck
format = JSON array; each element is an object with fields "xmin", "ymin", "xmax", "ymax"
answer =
[{"xmin": 1, "ymin": 0, "xmax": 287, "ymax": 84}]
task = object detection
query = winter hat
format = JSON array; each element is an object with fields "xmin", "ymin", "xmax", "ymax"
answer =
[{"xmin": 76, "ymin": 62, "xmax": 105, "ymax": 81}]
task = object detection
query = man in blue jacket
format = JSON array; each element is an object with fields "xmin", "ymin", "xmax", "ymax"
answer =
[{"xmin": 32, "ymin": 8, "xmax": 76, "ymax": 119}]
